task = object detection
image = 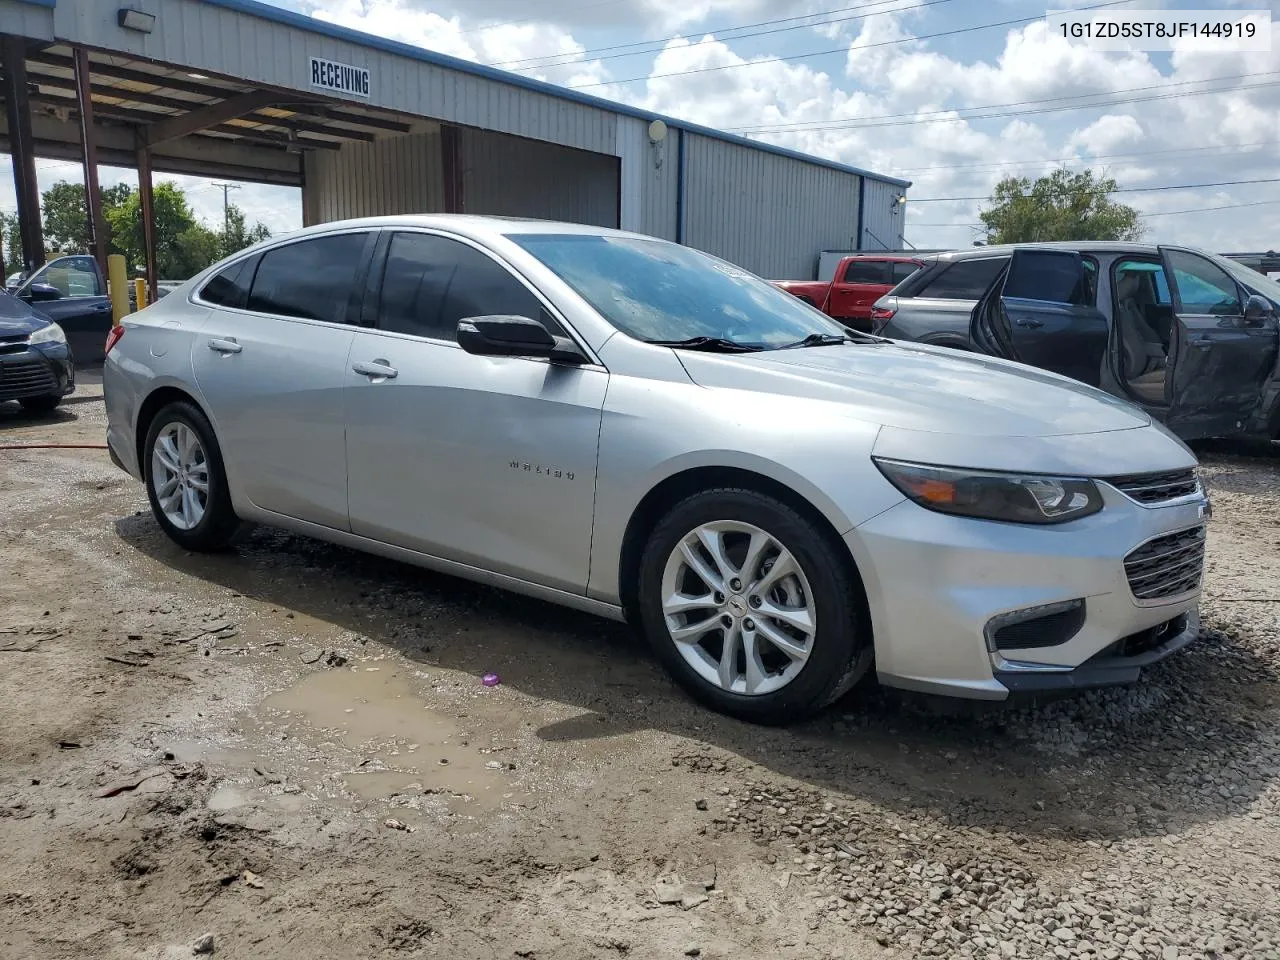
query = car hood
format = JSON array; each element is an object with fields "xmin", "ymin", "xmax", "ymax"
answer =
[
  {"xmin": 678, "ymin": 341, "xmax": 1150, "ymax": 438},
  {"xmin": 0, "ymin": 291, "xmax": 45, "ymax": 335}
]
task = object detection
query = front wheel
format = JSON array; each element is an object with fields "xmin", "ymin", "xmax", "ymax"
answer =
[
  {"xmin": 143, "ymin": 400, "xmax": 243, "ymax": 551},
  {"xmin": 637, "ymin": 488, "xmax": 871, "ymax": 724}
]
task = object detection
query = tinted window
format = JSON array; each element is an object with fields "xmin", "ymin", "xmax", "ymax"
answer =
[
  {"xmin": 919, "ymin": 257, "xmax": 1008, "ymax": 300},
  {"xmin": 199, "ymin": 258, "xmax": 254, "ymax": 309},
  {"xmin": 246, "ymin": 233, "xmax": 369, "ymax": 324},
  {"xmin": 891, "ymin": 262, "xmax": 920, "ymax": 284},
  {"xmin": 1003, "ymin": 251, "xmax": 1088, "ymax": 304},
  {"xmin": 34, "ymin": 256, "xmax": 101, "ymax": 297},
  {"xmin": 1115, "ymin": 260, "xmax": 1169, "ymax": 307},
  {"xmin": 1166, "ymin": 249, "xmax": 1241, "ymax": 315},
  {"xmin": 377, "ymin": 232, "xmax": 558, "ymax": 341},
  {"xmin": 511, "ymin": 234, "xmax": 847, "ymax": 347},
  {"xmin": 842, "ymin": 260, "xmax": 891, "ymax": 284}
]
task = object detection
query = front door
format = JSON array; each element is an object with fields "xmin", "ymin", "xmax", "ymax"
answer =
[
  {"xmin": 1159, "ymin": 245, "xmax": 1279, "ymax": 439},
  {"xmin": 827, "ymin": 259, "xmax": 892, "ymax": 324},
  {"xmin": 16, "ymin": 255, "xmax": 113, "ymax": 362},
  {"xmin": 344, "ymin": 230, "xmax": 608, "ymax": 594},
  {"xmin": 190, "ymin": 231, "xmax": 375, "ymax": 530},
  {"xmin": 971, "ymin": 248, "xmax": 1108, "ymax": 386}
]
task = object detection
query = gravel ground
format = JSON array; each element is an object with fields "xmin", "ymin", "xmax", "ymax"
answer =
[{"xmin": 1, "ymin": 382, "xmax": 1277, "ymax": 960}]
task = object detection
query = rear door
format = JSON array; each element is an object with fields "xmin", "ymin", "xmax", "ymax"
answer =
[
  {"xmin": 15, "ymin": 255, "xmax": 113, "ymax": 362},
  {"xmin": 190, "ymin": 230, "xmax": 376, "ymax": 530},
  {"xmin": 970, "ymin": 249, "xmax": 1108, "ymax": 386},
  {"xmin": 827, "ymin": 259, "xmax": 892, "ymax": 324},
  {"xmin": 1159, "ymin": 245, "xmax": 1279, "ymax": 439}
]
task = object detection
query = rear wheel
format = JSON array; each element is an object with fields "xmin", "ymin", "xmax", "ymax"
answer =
[
  {"xmin": 18, "ymin": 394, "xmax": 61, "ymax": 414},
  {"xmin": 143, "ymin": 400, "xmax": 242, "ymax": 551},
  {"xmin": 637, "ymin": 487, "xmax": 870, "ymax": 724}
]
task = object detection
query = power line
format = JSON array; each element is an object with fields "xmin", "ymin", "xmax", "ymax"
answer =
[
  {"xmin": 911, "ymin": 177, "xmax": 1280, "ymax": 203},
  {"xmin": 889, "ymin": 138, "xmax": 1280, "ymax": 175},
  {"xmin": 565, "ymin": 0, "xmax": 1138, "ymax": 89},
  {"xmin": 497, "ymin": 0, "xmax": 962, "ymax": 70},
  {"xmin": 730, "ymin": 71, "xmax": 1280, "ymax": 133}
]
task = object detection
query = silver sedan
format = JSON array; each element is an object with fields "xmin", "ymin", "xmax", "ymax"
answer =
[{"xmin": 103, "ymin": 217, "xmax": 1209, "ymax": 724}]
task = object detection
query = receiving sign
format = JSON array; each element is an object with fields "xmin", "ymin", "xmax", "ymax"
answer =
[{"xmin": 310, "ymin": 56, "xmax": 370, "ymax": 98}]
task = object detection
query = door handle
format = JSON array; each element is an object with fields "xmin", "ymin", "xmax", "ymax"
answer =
[
  {"xmin": 352, "ymin": 359, "xmax": 398, "ymax": 380},
  {"xmin": 208, "ymin": 338, "xmax": 242, "ymax": 355},
  {"xmin": 1014, "ymin": 318, "xmax": 1044, "ymax": 328}
]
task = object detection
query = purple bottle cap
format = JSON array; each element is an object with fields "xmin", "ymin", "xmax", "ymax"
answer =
[{"xmin": 482, "ymin": 672, "xmax": 501, "ymax": 687}]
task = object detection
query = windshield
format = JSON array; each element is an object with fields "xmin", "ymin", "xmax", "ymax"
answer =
[
  {"xmin": 508, "ymin": 233, "xmax": 846, "ymax": 348},
  {"xmin": 1212, "ymin": 254, "xmax": 1280, "ymax": 308}
]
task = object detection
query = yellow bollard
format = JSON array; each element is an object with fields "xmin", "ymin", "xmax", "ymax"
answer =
[
  {"xmin": 133, "ymin": 277, "xmax": 148, "ymax": 311},
  {"xmin": 107, "ymin": 254, "xmax": 129, "ymax": 326}
]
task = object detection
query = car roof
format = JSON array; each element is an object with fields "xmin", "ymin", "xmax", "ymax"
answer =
[
  {"xmin": 844, "ymin": 254, "xmax": 923, "ymax": 262},
  {"xmin": 927, "ymin": 241, "xmax": 1167, "ymax": 263},
  {"xmin": 272, "ymin": 214, "xmax": 652, "ymax": 244}
]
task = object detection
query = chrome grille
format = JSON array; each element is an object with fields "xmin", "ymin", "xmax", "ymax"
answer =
[
  {"xmin": 0, "ymin": 358, "xmax": 57, "ymax": 399},
  {"xmin": 1106, "ymin": 469, "xmax": 1200, "ymax": 504},
  {"xmin": 1124, "ymin": 526, "xmax": 1205, "ymax": 602}
]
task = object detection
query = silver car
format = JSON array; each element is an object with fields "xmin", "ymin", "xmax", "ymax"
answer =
[{"xmin": 103, "ymin": 216, "xmax": 1209, "ymax": 724}]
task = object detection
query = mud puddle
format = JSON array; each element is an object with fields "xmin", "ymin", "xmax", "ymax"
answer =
[{"xmin": 256, "ymin": 662, "xmax": 527, "ymax": 813}]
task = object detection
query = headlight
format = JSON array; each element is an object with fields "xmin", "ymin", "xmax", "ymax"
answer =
[
  {"xmin": 873, "ymin": 458, "xmax": 1104, "ymax": 525},
  {"xmin": 28, "ymin": 322, "xmax": 66, "ymax": 345}
]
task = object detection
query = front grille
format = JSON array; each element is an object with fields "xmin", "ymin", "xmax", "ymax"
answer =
[
  {"xmin": 0, "ymin": 358, "xmax": 57, "ymax": 399},
  {"xmin": 0, "ymin": 333, "xmax": 28, "ymax": 356},
  {"xmin": 1106, "ymin": 468, "xmax": 1200, "ymax": 504},
  {"xmin": 1124, "ymin": 526, "xmax": 1205, "ymax": 602}
]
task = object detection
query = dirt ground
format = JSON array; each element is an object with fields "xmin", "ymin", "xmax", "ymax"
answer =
[{"xmin": 2, "ymin": 379, "xmax": 1278, "ymax": 960}]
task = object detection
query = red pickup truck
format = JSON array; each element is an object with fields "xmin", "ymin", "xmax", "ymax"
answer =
[{"xmin": 773, "ymin": 255, "xmax": 924, "ymax": 331}]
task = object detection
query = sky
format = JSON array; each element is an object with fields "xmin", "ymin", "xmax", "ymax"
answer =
[{"xmin": 3, "ymin": 0, "xmax": 1279, "ymax": 255}]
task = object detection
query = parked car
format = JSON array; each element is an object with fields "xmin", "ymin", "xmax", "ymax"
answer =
[
  {"xmin": 104, "ymin": 217, "xmax": 1208, "ymax": 724},
  {"xmin": 7, "ymin": 254, "xmax": 116, "ymax": 364},
  {"xmin": 0, "ymin": 288, "xmax": 75, "ymax": 413},
  {"xmin": 773, "ymin": 255, "xmax": 923, "ymax": 330},
  {"xmin": 873, "ymin": 243, "xmax": 1280, "ymax": 443},
  {"xmin": 869, "ymin": 250, "xmax": 1013, "ymax": 349}
]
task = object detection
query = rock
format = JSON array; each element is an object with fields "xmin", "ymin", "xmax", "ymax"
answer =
[
  {"xmin": 1161, "ymin": 948, "xmax": 1179, "ymax": 960},
  {"xmin": 324, "ymin": 651, "xmax": 348, "ymax": 668},
  {"xmin": 192, "ymin": 933, "xmax": 215, "ymax": 955},
  {"xmin": 1053, "ymin": 927, "xmax": 1078, "ymax": 942},
  {"xmin": 681, "ymin": 893, "xmax": 709, "ymax": 910},
  {"xmin": 299, "ymin": 648, "xmax": 323, "ymax": 664},
  {"xmin": 383, "ymin": 818, "xmax": 414, "ymax": 832},
  {"xmin": 684, "ymin": 946, "xmax": 701, "ymax": 957},
  {"xmin": 694, "ymin": 798, "xmax": 709, "ymax": 811},
  {"xmin": 654, "ymin": 879, "xmax": 685, "ymax": 904},
  {"xmin": 693, "ymin": 863, "xmax": 717, "ymax": 891},
  {"xmin": 242, "ymin": 870, "xmax": 264, "ymax": 889}
]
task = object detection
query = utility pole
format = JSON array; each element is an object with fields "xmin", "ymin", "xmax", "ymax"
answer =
[{"xmin": 211, "ymin": 181, "xmax": 240, "ymax": 256}]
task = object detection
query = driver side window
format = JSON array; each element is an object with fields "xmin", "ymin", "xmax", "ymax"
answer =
[
  {"xmin": 32, "ymin": 256, "xmax": 102, "ymax": 298},
  {"xmin": 1165, "ymin": 250, "xmax": 1242, "ymax": 316}
]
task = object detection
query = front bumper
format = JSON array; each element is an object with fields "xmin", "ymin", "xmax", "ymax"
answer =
[
  {"xmin": 0, "ymin": 342, "xmax": 75, "ymax": 401},
  {"xmin": 846, "ymin": 484, "xmax": 1207, "ymax": 700}
]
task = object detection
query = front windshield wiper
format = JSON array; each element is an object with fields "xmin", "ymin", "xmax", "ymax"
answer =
[
  {"xmin": 646, "ymin": 336, "xmax": 763, "ymax": 353},
  {"xmin": 777, "ymin": 333, "xmax": 852, "ymax": 349}
]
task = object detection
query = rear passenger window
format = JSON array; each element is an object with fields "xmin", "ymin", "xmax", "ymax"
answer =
[
  {"xmin": 842, "ymin": 260, "xmax": 891, "ymax": 284},
  {"xmin": 919, "ymin": 257, "xmax": 1009, "ymax": 300},
  {"xmin": 377, "ymin": 232, "xmax": 561, "ymax": 341},
  {"xmin": 246, "ymin": 233, "xmax": 370, "ymax": 324},
  {"xmin": 1003, "ymin": 251, "xmax": 1089, "ymax": 305},
  {"xmin": 891, "ymin": 262, "xmax": 920, "ymax": 284},
  {"xmin": 199, "ymin": 258, "xmax": 254, "ymax": 309}
]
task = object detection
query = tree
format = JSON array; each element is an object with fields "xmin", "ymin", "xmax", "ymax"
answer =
[
  {"xmin": 106, "ymin": 182, "xmax": 222, "ymax": 280},
  {"xmin": 978, "ymin": 167, "xmax": 1144, "ymax": 244},
  {"xmin": 0, "ymin": 212, "xmax": 23, "ymax": 276},
  {"xmin": 40, "ymin": 180, "xmax": 135, "ymax": 256},
  {"xmin": 221, "ymin": 202, "xmax": 271, "ymax": 257}
]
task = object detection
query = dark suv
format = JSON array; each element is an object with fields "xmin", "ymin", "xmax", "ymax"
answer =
[{"xmin": 873, "ymin": 242, "xmax": 1280, "ymax": 442}]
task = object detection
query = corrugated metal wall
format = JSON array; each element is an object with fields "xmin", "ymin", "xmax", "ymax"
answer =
[
  {"xmin": 459, "ymin": 128, "xmax": 619, "ymax": 228},
  {"xmin": 0, "ymin": 0, "xmax": 55, "ymax": 41},
  {"xmin": 302, "ymin": 128, "xmax": 445, "ymax": 224},
  {"xmin": 53, "ymin": 0, "xmax": 618, "ymax": 156},
  {"xmin": 859, "ymin": 177, "xmax": 907, "ymax": 251},
  {"xmin": 681, "ymin": 133, "xmax": 862, "ymax": 280},
  {"xmin": 615, "ymin": 116, "xmax": 679, "ymax": 241}
]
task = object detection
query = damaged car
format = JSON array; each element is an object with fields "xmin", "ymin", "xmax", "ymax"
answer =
[{"xmin": 873, "ymin": 243, "xmax": 1280, "ymax": 442}]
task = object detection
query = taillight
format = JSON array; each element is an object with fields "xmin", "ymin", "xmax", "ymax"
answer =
[
  {"xmin": 105, "ymin": 325, "xmax": 126, "ymax": 356},
  {"xmin": 870, "ymin": 306, "xmax": 896, "ymax": 322}
]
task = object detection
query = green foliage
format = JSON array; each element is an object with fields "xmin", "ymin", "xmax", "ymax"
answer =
[
  {"xmin": 978, "ymin": 168, "xmax": 1144, "ymax": 244},
  {"xmin": 221, "ymin": 203, "xmax": 272, "ymax": 258},
  {"xmin": 0, "ymin": 211, "xmax": 23, "ymax": 276}
]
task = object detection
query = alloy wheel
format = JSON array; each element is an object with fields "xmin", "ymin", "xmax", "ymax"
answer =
[
  {"xmin": 660, "ymin": 520, "xmax": 816, "ymax": 696},
  {"xmin": 151, "ymin": 421, "xmax": 210, "ymax": 531}
]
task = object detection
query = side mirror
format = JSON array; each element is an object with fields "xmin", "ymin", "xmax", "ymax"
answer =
[
  {"xmin": 456, "ymin": 315, "xmax": 586, "ymax": 364},
  {"xmin": 1244, "ymin": 294, "xmax": 1273, "ymax": 323},
  {"xmin": 24, "ymin": 283, "xmax": 62, "ymax": 303}
]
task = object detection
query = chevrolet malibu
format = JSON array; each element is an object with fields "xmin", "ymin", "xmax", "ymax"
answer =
[{"xmin": 103, "ymin": 217, "xmax": 1210, "ymax": 724}]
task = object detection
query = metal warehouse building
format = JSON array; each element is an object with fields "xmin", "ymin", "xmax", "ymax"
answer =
[{"xmin": 0, "ymin": 0, "xmax": 910, "ymax": 288}]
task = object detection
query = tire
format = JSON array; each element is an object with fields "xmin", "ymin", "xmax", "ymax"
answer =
[
  {"xmin": 637, "ymin": 487, "xmax": 871, "ymax": 725},
  {"xmin": 142, "ymin": 400, "xmax": 243, "ymax": 551},
  {"xmin": 19, "ymin": 394, "xmax": 61, "ymax": 414}
]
